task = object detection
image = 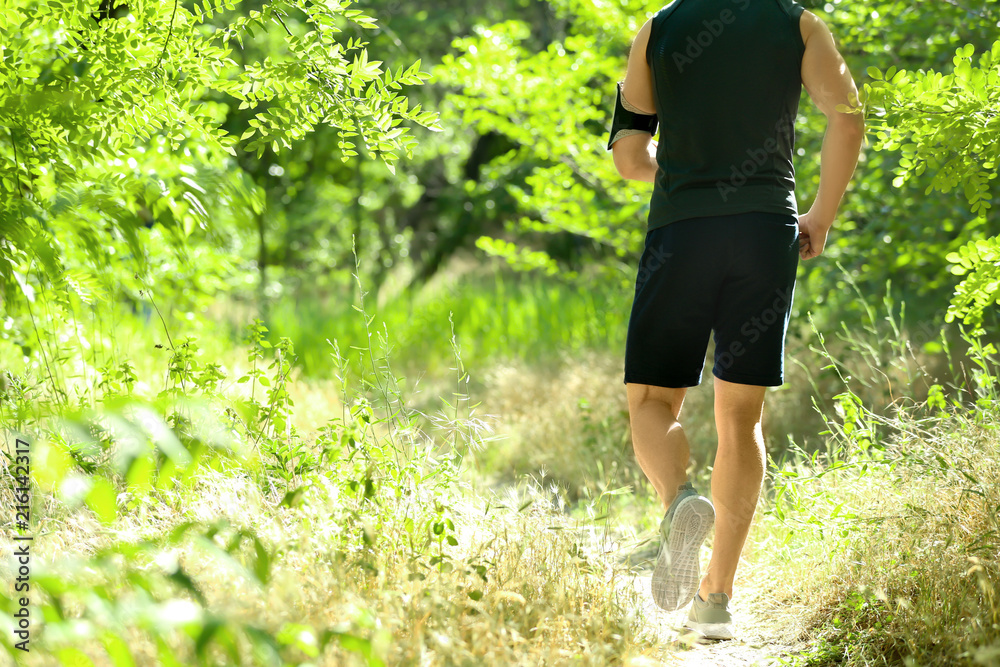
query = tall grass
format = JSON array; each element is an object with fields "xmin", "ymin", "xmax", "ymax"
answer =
[
  {"xmin": 0, "ymin": 273, "xmax": 659, "ymax": 666},
  {"xmin": 256, "ymin": 262, "xmax": 632, "ymax": 379},
  {"xmin": 4, "ymin": 253, "xmax": 1000, "ymax": 665},
  {"xmin": 443, "ymin": 274, "xmax": 1000, "ymax": 665},
  {"xmin": 737, "ymin": 325, "xmax": 1000, "ymax": 666},
  {"xmin": 229, "ymin": 264, "xmax": 977, "ymax": 489}
]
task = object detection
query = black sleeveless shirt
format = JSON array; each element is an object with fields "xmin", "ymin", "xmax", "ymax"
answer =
[{"xmin": 644, "ymin": 0, "xmax": 806, "ymax": 231}]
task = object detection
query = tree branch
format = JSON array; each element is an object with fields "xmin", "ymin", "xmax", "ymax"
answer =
[{"xmin": 156, "ymin": 0, "xmax": 180, "ymax": 73}]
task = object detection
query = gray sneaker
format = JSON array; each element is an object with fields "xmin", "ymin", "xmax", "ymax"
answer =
[
  {"xmin": 685, "ymin": 592, "xmax": 734, "ymax": 640},
  {"xmin": 651, "ymin": 482, "xmax": 715, "ymax": 611}
]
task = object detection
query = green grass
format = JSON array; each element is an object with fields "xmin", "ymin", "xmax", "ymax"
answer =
[
  {"xmin": 3, "ymin": 263, "xmax": 1000, "ymax": 666},
  {"xmin": 0, "ymin": 287, "xmax": 662, "ymax": 666},
  {"xmin": 260, "ymin": 263, "xmax": 632, "ymax": 379},
  {"xmin": 743, "ymin": 400, "xmax": 1000, "ymax": 666}
]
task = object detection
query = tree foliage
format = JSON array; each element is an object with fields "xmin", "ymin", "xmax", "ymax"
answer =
[
  {"xmin": 864, "ymin": 39, "xmax": 1000, "ymax": 332},
  {"xmin": 437, "ymin": 2, "xmax": 654, "ymax": 287},
  {"xmin": 0, "ymin": 0, "xmax": 437, "ymax": 314},
  {"xmin": 3, "ymin": 0, "xmax": 999, "ymax": 374},
  {"xmin": 434, "ymin": 0, "xmax": 1000, "ymax": 335}
]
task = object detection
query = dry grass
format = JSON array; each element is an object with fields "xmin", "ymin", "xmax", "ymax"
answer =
[
  {"xmin": 741, "ymin": 410, "xmax": 1000, "ymax": 666},
  {"xmin": 474, "ymin": 350, "xmax": 637, "ymax": 497},
  {"xmin": 472, "ymin": 349, "xmax": 727, "ymax": 501},
  {"xmin": 468, "ymin": 341, "xmax": 834, "ymax": 499},
  {"xmin": 4, "ymin": 305, "xmax": 999, "ymax": 667},
  {"xmin": 1, "ymin": 451, "xmax": 662, "ymax": 666}
]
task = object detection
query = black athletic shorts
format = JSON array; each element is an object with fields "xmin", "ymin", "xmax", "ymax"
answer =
[{"xmin": 624, "ymin": 211, "xmax": 800, "ymax": 388}]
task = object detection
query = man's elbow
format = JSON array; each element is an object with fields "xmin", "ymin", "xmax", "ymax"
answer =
[
  {"xmin": 830, "ymin": 110, "xmax": 866, "ymax": 139},
  {"xmin": 613, "ymin": 148, "xmax": 641, "ymax": 181}
]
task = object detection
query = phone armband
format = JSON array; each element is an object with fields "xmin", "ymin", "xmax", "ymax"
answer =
[{"xmin": 608, "ymin": 81, "xmax": 658, "ymax": 151}]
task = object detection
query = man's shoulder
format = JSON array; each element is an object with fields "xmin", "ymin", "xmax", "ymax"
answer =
[{"xmin": 797, "ymin": 10, "xmax": 829, "ymax": 48}]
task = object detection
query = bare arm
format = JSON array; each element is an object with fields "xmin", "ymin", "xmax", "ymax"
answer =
[
  {"xmin": 612, "ymin": 19, "xmax": 658, "ymax": 183},
  {"xmin": 798, "ymin": 11, "xmax": 865, "ymax": 260}
]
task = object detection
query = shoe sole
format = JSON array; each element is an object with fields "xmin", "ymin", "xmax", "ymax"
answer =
[
  {"xmin": 683, "ymin": 620, "xmax": 734, "ymax": 641},
  {"xmin": 651, "ymin": 495, "xmax": 715, "ymax": 611}
]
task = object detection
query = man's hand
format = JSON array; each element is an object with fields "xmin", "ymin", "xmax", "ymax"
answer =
[{"xmin": 797, "ymin": 210, "xmax": 830, "ymax": 260}]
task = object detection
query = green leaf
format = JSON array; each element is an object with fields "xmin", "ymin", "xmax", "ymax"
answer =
[
  {"xmin": 86, "ymin": 477, "xmax": 118, "ymax": 525},
  {"xmin": 101, "ymin": 633, "xmax": 136, "ymax": 667},
  {"xmin": 125, "ymin": 455, "xmax": 155, "ymax": 494},
  {"xmin": 252, "ymin": 535, "xmax": 271, "ymax": 584},
  {"xmin": 57, "ymin": 648, "xmax": 97, "ymax": 667}
]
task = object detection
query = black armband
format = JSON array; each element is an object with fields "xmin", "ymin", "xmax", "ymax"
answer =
[{"xmin": 607, "ymin": 81, "xmax": 658, "ymax": 151}]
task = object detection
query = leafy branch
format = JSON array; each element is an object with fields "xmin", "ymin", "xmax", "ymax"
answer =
[{"xmin": 863, "ymin": 40, "xmax": 1000, "ymax": 331}]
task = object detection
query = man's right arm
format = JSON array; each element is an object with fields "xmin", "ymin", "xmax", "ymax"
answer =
[{"xmin": 798, "ymin": 11, "xmax": 865, "ymax": 260}]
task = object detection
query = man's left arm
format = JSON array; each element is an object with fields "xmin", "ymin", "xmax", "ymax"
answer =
[{"xmin": 611, "ymin": 19, "xmax": 658, "ymax": 183}]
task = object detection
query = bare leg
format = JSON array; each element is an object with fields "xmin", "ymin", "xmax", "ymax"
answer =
[
  {"xmin": 626, "ymin": 383, "xmax": 691, "ymax": 511},
  {"xmin": 699, "ymin": 377, "xmax": 767, "ymax": 600}
]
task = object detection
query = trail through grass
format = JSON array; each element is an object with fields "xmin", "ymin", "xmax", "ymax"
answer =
[{"xmin": 2, "ymin": 265, "xmax": 999, "ymax": 666}]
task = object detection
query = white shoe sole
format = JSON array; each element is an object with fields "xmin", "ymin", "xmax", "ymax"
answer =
[
  {"xmin": 651, "ymin": 495, "xmax": 715, "ymax": 611},
  {"xmin": 683, "ymin": 620, "xmax": 734, "ymax": 641}
]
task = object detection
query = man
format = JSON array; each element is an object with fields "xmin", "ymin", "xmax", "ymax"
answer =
[{"xmin": 608, "ymin": 0, "xmax": 864, "ymax": 640}]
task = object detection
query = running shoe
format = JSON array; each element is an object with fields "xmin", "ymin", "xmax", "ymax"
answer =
[
  {"xmin": 651, "ymin": 482, "xmax": 715, "ymax": 611},
  {"xmin": 684, "ymin": 592, "xmax": 734, "ymax": 640}
]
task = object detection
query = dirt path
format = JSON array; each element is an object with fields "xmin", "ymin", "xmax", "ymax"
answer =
[{"xmin": 630, "ymin": 574, "xmax": 812, "ymax": 666}]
